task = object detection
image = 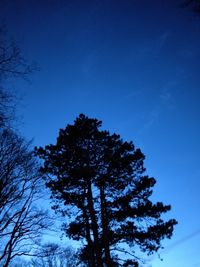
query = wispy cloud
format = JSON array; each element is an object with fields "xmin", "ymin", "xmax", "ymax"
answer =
[
  {"xmin": 163, "ymin": 228, "xmax": 200, "ymax": 253},
  {"xmin": 142, "ymin": 81, "xmax": 177, "ymax": 130},
  {"xmin": 143, "ymin": 108, "xmax": 159, "ymax": 129},
  {"xmin": 133, "ymin": 31, "xmax": 170, "ymax": 60},
  {"xmin": 155, "ymin": 32, "xmax": 170, "ymax": 54}
]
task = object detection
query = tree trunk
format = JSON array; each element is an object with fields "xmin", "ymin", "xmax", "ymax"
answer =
[
  {"xmin": 83, "ymin": 206, "xmax": 95, "ymax": 267},
  {"xmin": 87, "ymin": 181, "xmax": 103, "ymax": 267},
  {"xmin": 100, "ymin": 185, "xmax": 112, "ymax": 266}
]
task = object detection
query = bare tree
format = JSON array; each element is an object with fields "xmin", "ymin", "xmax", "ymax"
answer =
[
  {"xmin": 0, "ymin": 25, "xmax": 36, "ymax": 127},
  {"xmin": 0, "ymin": 88, "xmax": 14, "ymax": 128},
  {"xmin": 29, "ymin": 243, "xmax": 82, "ymax": 267},
  {"xmin": 0, "ymin": 128, "xmax": 50, "ymax": 267},
  {"xmin": 0, "ymin": 26, "xmax": 35, "ymax": 81},
  {"xmin": 0, "ymin": 25, "xmax": 49, "ymax": 267}
]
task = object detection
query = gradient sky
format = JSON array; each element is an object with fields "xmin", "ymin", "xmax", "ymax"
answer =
[{"xmin": 1, "ymin": 1, "xmax": 200, "ymax": 266}]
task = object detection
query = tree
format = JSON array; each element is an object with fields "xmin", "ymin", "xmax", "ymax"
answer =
[
  {"xmin": 29, "ymin": 243, "xmax": 82, "ymax": 267},
  {"xmin": 10, "ymin": 243, "xmax": 85, "ymax": 267},
  {"xmin": 0, "ymin": 26, "xmax": 34, "ymax": 81},
  {"xmin": 36, "ymin": 114, "xmax": 177, "ymax": 267},
  {"xmin": 0, "ymin": 26, "xmax": 49, "ymax": 267},
  {"xmin": 0, "ymin": 128, "xmax": 49, "ymax": 267},
  {"xmin": 0, "ymin": 25, "xmax": 36, "ymax": 127}
]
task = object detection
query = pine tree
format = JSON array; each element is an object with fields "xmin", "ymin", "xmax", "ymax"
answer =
[{"xmin": 36, "ymin": 114, "xmax": 177, "ymax": 267}]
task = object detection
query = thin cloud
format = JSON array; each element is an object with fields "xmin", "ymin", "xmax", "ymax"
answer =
[
  {"xmin": 143, "ymin": 108, "xmax": 159, "ymax": 129},
  {"xmin": 156, "ymin": 32, "xmax": 170, "ymax": 54},
  {"xmin": 133, "ymin": 31, "xmax": 170, "ymax": 60},
  {"xmin": 146, "ymin": 229, "xmax": 200, "ymax": 267},
  {"xmin": 164, "ymin": 228, "xmax": 200, "ymax": 253},
  {"xmin": 143, "ymin": 80, "xmax": 177, "ymax": 130}
]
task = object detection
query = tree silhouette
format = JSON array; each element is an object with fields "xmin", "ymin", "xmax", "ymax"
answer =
[
  {"xmin": 0, "ymin": 25, "xmax": 49, "ymax": 267},
  {"xmin": 36, "ymin": 114, "xmax": 177, "ymax": 267},
  {"xmin": 0, "ymin": 26, "xmax": 36, "ymax": 127},
  {"xmin": 30, "ymin": 243, "xmax": 82, "ymax": 267},
  {"xmin": 0, "ymin": 129, "xmax": 50, "ymax": 267}
]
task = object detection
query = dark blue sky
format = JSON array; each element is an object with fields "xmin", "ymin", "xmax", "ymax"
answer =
[{"xmin": 1, "ymin": 1, "xmax": 200, "ymax": 266}]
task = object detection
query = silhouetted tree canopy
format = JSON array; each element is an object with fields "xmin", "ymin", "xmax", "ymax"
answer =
[{"xmin": 36, "ymin": 114, "xmax": 177, "ymax": 267}]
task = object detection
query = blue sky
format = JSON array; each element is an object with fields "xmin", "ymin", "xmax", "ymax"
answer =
[{"xmin": 1, "ymin": 0, "xmax": 200, "ymax": 266}]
